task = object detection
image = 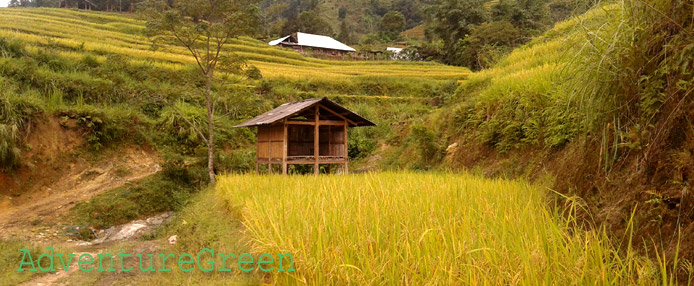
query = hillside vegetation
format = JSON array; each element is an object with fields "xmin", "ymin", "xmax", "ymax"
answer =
[
  {"xmin": 0, "ymin": 7, "xmax": 465, "ymax": 173},
  {"xmin": 384, "ymin": 0, "xmax": 694, "ymax": 270}
]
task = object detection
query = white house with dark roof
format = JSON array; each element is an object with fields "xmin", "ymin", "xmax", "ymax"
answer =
[{"xmin": 269, "ymin": 32, "xmax": 356, "ymax": 56}]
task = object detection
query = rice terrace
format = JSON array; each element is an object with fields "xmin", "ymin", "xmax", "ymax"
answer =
[{"xmin": 0, "ymin": 0, "xmax": 692, "ymax": 285}]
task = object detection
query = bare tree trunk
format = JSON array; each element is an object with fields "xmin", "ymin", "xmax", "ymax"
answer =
[{"xmin": 205, "ymin": 71, "xmax": 216, "ymax": 185}]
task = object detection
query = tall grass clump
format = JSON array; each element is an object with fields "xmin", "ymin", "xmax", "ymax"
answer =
[
  {"xmin": 565, "ymin": 0, "xmax": 693, "ymax": 173},
  {"xmin": 0, "ymin": 95, "xmax": 42, "ymax": 170},
  {"xmin": 217, "ymin": 173, "xmax": 673, "ymax": 284}
]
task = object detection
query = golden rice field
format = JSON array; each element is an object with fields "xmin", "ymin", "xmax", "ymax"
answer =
[
  {"xmin": 0, "ymin": 8, "xmax": 470, "ymax": 81},
  {"xmin": 217, "ymin": 173, "xmax": 667, "ymax": 285}
]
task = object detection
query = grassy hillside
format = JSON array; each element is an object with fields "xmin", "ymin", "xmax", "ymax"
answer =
[
  {"xmin": 0, "ymin": 8, "xmax": 469, "ymax": 81},
  {"xmin": 0, "ymin": 7, "xmax": 466, "ymax": 173},
  {"xmin": 385, "ymin": 0, "xmax": 694, "ymax": 271}
]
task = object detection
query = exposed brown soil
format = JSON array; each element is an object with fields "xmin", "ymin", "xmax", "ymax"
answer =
[
  {"xmin": 20, "ymin": 251, "xmax": 97, "ymax": 286},
  {"xmin": 0, "ymin": 115, "xmax": 161, "ymax": 243}
]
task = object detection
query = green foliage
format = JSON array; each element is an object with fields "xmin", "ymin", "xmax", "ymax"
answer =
[
  {"xmin": 0, "ymin": 36, "xmax": 26, "ymax": 58},
  {"xmin": 422, "ymin": 0, "xmax": 569, "ymax": 69},
  {"xmin": 244, "ymin": 64, "xmax": 262, "ymax": 80},
  {"xmin": 427, "ymin": 0, "xmax": 489, "ymax": 65},
  {"xmin": 0, "ymin": 95, "xmax": 43, "ymax": 170},
  {"xmin": 215, "ymin": 148, "xmax": 256, "ymax": 173},
  {"xmin": 380, "ymin": 11, "xmax": 406, "ymax": 41},
  {"xmin": 566, "ymin": 0, "xmax": 694, "ymax": 173},
  {"xmin": 460, "ymin": 21, "xmax": 521, "ymax": 69},
  {"xmin": 392, "ymin": 0, "xmax": 425, "ymax": 28},
  {"xmin": 348, "ymin": 129, "xmax": 376, "ymax": 159},
  {"xmin": 57, "ymin": 107, "xmax": 136, "ymax": 151},
  {"xmin": 336, "ymin": 20, "xmax": 353, "ymax": 45},
  {"xmin": 281, "ymin": 10, "xmax": 333, "ymax": 36},
  {"xmin": 491, "ymin": 0, "xmax": 550, "ymax": 33},
  {"xmin": 408, "ymin": 124, "xmax": 444, "ymax": 166},
  {"xmin": 0, "ymin": 123, "xmax": 21, "ymax": 171}
]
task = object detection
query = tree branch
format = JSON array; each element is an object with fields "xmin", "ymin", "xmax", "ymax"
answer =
[{"xmin": 169, "ymin": 23, "xmax": 208, "ymax": 74}]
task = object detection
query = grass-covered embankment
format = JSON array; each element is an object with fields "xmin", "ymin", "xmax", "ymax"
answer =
[
  {"xmin": 0, "ymin": 7, "xmax": 459, "ymax": 175},
  {"xmin": 217, "ymin": 173, "xmax": 675, "ymax": 284}
]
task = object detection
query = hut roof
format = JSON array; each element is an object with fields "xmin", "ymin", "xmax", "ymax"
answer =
[
  {"xmin": 234, "ymin": 97, "xmax": 376, "ymax": 128},
  {"xmin": 269, "ymin": 32, "xmax": 356, "ymax": 52}
]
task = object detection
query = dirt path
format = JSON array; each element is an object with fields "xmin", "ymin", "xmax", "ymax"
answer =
[
  {"xmin": 0, "ymin": 148, "xmax": 160, "ymax": 242},
  {"xmin": 19, "ymin": 251, "xmax": 97, "ymax": 286}
]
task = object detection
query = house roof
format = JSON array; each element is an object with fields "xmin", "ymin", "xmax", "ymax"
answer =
[
  {"xmin": 268, "ymin": 32, "xmax": 356, "ymax": 52},
  {"xmin": 234, "ymin": 97, "xmax": 376, "ymax": 128}
]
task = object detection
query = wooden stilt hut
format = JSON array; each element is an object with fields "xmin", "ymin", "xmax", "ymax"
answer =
[{"xmin": 234, "ymin": 97, "xmax": 376, "ymax": 175}]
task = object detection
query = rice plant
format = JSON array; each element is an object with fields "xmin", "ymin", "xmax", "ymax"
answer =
[{"xmin": 217, "ymin": 172, "xmax": 676, "ymax": 285}]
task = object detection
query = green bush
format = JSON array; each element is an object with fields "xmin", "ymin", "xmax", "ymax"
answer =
[
  {"xmin": 0, "ymin": 36, "xmax": 25, "ymax": 58},
  {"xmin": 408, "ymin": 124, "xmax": 443, "ymax": 165},
  {"xmin": 244, "ymin": 64, "xmax": 262, "ymax": 80}
]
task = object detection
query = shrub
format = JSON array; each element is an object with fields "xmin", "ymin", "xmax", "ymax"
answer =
[
  {"xmin": 0, "ymin": 36, "xmax": 25, "ymax": 58},
  {"xmin": 244, "ymin": 64, "xmax": 262, "ymax": 80}
]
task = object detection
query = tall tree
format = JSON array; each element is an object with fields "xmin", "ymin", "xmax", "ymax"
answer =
[
  {"xmin": 392, "ymin": 0, "xmax": 423, "ymax": 28},
  {"xmin": 281, "ymin": 10, "xmax": 332, "ymax": 35},
  {"xmin": 427, "ymin": 0, "xmax": 488, "ymax": 65},
  {"xmin": 143, "ymin": 0, "xmax": 259, "ymax": 184},
  {"xmin": 337, "ymin": 20, "xmax": 352, "ymax": 44},
  {"xmin": 380, "ymin": 11, "xmax": 406, "ymax": 40}
]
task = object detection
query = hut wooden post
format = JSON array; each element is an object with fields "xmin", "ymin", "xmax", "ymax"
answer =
[
  {"xmin": 314, "ymin": 106, "xmax": 319, "ymax": 175},
  {"xmin": 327, "ymin": 127, "xmax": 332, "ymax": 175},
  {"xmin": 344, "ymin": 119, "xmax": 349, "ymax": 174},
  {"xmin": 268, "ymin": 138, "xmax": 272, "ymax": 174},
  {"xmin": 282, "ymin": 121, "xmax": 288, "ymax": 174}
]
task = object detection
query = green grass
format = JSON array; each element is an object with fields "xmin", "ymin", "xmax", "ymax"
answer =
[
  {"xmin": 0, "ymin": 240, "xmax": 52, "ymax": 286},
  {"xmin": 217, "ymin": 172, "xmax": 671, "ymax": 285}
]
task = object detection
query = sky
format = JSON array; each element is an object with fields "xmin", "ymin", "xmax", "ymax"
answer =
[{"xmin": 0, "ymin": 0, "xmax": 9, "ymax": 8}]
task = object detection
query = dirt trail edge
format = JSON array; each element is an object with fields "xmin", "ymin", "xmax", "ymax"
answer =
[{"xmin": 0, "ymin": 148, "xmax": 161, "ymax": 242}]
